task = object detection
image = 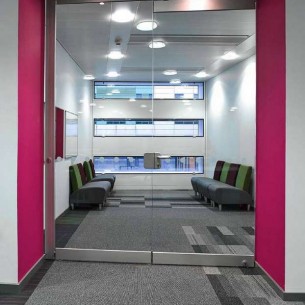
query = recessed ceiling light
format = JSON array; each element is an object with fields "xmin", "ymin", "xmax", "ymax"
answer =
[
  {"xmin": 79, "ymin": 99, "xmax": 85, "ymax": 103},
  {"xmin": 222, "ymin": 51, "xmax": 239, "ymax": 60},
  {"xmin": 136, "ymin": 20, "xmax": 158, "ymax": 31},
  {"xmin": 230, "ymin": 107, "xmax": 238, "ymax": 112},
  {"xmin": 148, "ymin": 40, "xmax": 166, "ymax": 49},
  {"xmin": 111, "ymin": 9, "xmax": 135, "ymax": 23},
  {"xmin": 184, "ymin": 102, "xmax": 192, "ymax": 106},
  {"xmin": 195, "ymin": 71, "xmax": 208, "ymax": 78},
  {"xmin": 107, "ymin": 51, "xmax": 124, "ymax": 60},
  {"xmin": 89, "ymin": 103, "xmax": 96, "ymax": 106},
  {"xmin": 140, "ymin": 104, "xmax": 147, "ymax": 108},
  {"xmin": 163, "ymin": 70, "xmax": 177, "ymax": 76},
  {"xmin": 83, "ymin": 75, "xmax": 95, "ymax": 80},
  {"xmin": 78, "ymin": 111, "xmax": 83, "ymax": 114},
  {"xmin": 98, "ymin": 106, "xmax": 104, "ymax": 109},
  {"xmin": 99, "ymin": 2, "xmax": 105, "ymax": 5},
  {"xmin": 170, "ymin": 79, "xmax": 181, "ymax": 84},
  {"xmin": 129, "ymin": 98, "xmax": 136, "ymax": 102},
  {"xmin": 106, "ymin": 71, "xmax": 120, "ymax": 78}
]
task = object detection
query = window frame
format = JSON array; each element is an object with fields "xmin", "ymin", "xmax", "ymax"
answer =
[
  {"xmin": 93, "ymin": 155, "xmax": 204, "ymax": 174},
  {"xmin": 93, "ymin": 118, "xmax": 205, "ymax": 138}
]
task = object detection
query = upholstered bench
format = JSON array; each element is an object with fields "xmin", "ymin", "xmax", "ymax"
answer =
[
  {"xmin": 191, "ymin": 161, "xmax": 252, "ymax": 211},
  {"xmin": 69, "ymin": 164, "xmax": 111, "ymax": 210},
  {"xmin": 83, "ymin": 160, "xmax": 116, "ymax": 190}
]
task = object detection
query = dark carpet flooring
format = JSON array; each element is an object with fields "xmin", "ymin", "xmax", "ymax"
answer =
[
  {"xmin": 56, "ymin": 190, "xmax": 254, "ymax": 255},
  {"xmin": 23, "ymin": 261, "xmax": 305, "ymax": 305}
]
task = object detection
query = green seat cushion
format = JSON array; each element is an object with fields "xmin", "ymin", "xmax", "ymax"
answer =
[
  {"xmin": 84, "ymin": 161, "xmax": 94, "ymax": 182},
  {"xmin": 69, "ymin": 164, "xmax": 83, "ymax": 192},
  {"xmin": 235, "ymin": 165, "xmax": 252, "ymax": 191},
  {"xmin": 219, "ymin": 162, "xmax": 230, "ymax": 183}
]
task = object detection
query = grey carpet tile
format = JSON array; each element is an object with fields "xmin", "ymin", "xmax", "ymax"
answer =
[{"xmin": 23, "ymin": 261, "xmax": 305, "ymax": 305}]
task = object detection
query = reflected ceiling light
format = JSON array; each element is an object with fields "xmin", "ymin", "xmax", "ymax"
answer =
[
  {"xmin": 140, "ymin": 104, "xmax": 147, "ymax": 108},
  {"xmin": 170, "ymin": 79, "xmax": 181, "ymax": 84},
  {"xmin": 106, "ymin": 71, "xmax": 120, "ymax": 78},
  {"xmin": 163, "ymin": 70, "xmax": 177, "ymax": 76},
  {"xmin": 107, "ymin": 51, "xmax": 124, "ymax": 60},
  {"xmin": 136, "ymin": 20, "xmax": 158, "ymax": 31},
  {"xmin": 230, "ymin": 107, "xmax": 238, "ymax": 112},
  {"xmin": 83, "ymin": 74, "xmax": 95, "ymax": 80},
  {"xmin": 148, "ymin": 40, "xmax": 166, "ymax": 49},
  {"xmin": 106, "ymin": 93, "xmax": 113, "ymax": 96},
  {"xmin": 222, "ymin": 51, "xmax": 239, "ymax": 60},
  {"xmin": 79, "ymin": 99, "xmax": 85, "ymax": 103},
  {"xmin": 184, "ymin": 102, "xmax": 192, "ymax": 106},
  {"xmin": 98, "ymin": 106, "xmax": 104, "ymax": 109},
  {"xmin": 195, "ymin": 71, "xmax": 208, "ymax": 78},
  {"xmin": 129, "ymin": 98, "xmax": 136, "ymax": 102},
  {"xmin": 78, "ymin": 111, "xmax": 83, "ymax": 114},
  {"xmin": 112, "ymin": 89, "xmax": 120, "ymax": 94},
  {"xmin": 149, "ymin": 109, "xmax": 153, "ymax": 112},
  {"xmin": 111, "ymin": 9, "xmax": 135, "ymax": 23},
  {"xmin": 89, "ymin": 103, "xmax": 96, "ymax": 106}
]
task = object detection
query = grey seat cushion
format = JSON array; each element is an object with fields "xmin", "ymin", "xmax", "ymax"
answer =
[
  {"xmin": 191, "ymin": 177, "xmax": 202, "ymax": 193},
  {"xmin": 91, "ymin": 174, "xmax": 116, "ymax": 189},
  {"xmin": 69, "ymin": 181, "xmax": 111, "ymax": 205},
  {"xmin": 208, "ymin": 183, "xmax": 252, "ymax": 205},
  {"xmin": 195, "ymin": 177, "xmax": 216, "ymax": 197}
]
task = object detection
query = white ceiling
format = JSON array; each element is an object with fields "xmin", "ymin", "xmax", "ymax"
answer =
[{"xmin": 56, "ymin": 2, "xmax": 256, "ymax": 82}]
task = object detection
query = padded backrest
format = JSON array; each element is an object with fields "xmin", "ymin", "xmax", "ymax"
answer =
[
  {"xmin": 69, "ymin": 164, "xmax": 83, "ymax": 193},
  {"xmin": 213, "ymin": 160, "xmax": 225, "ymax": 181},
  {"xmin": 83, "ymin": 161, "xmax": 93, "ymax": 182},
  {"xmin": 226, "ymin": 163, "xmax": 240, "ymax": 186},
  {"xmin": 235, "ymin": 165, "xmax": 252, "ymax": 192},
  {"xmin": 77, "ymin": 163, "xmax": 87, "ymax": 185},
  {"xmin": 220, "ymin": 162, "xmax": 230, "ymax": 183},
  {"xmin": 89, "ymin": 159, "xmax": 96, "ymax": 178}
]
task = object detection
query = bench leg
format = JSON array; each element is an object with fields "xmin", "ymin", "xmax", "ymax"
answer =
[
  {"xmin": 99, "ymin": 203, "xmax": 102, "ymax": 211},
  {"xmin": 70, "ymin": 203, "xmax": 74, "ymax": 210},
  {"xmin": 211, "ymin": 201, "xmax": 215, "ymax": 208},
  {"xmin": 194, "ymin": 191, "xmax": 198, "ymax": 196},
  {"xmin": 218, "ymin": 204, "xmax": 222, "ymax": 211},
  {"xmin": 247, "ymin": 204, "xmax": 251, "ymax": 211}
]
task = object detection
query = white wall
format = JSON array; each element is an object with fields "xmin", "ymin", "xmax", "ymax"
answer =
[
  {"xmin": 206, "ymin": 56, "xmax": 256, "ymax": 185},
  {"xmin": 92, "ymin": 99, "xmax": 206, "ymax": 190},
  {"xmin": 285, "ymin": 0, "xmax": 305, "ymax": 293},
  {"xmin": 0, "ymin": 0, "xmax": 19, "ymax": 284},
  {"xmin": 56, "ymin": 42, "xmax": 92, "ymax": 158}
]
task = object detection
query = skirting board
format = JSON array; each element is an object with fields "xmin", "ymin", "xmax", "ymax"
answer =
[
  {"xmin": 256, "ymin": 262, "xmax": 305, "ymax": 301},
  {"xmin": 0, "ymin": 255, "xmax": 45, "ymax": 295}
]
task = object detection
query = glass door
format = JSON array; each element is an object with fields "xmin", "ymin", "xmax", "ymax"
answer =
[
  {"xmin": 54, "ymin": 0, "xmax": 155, "ymax": 263},
  {"xmin": 150, "ymin": 0, "xmax": 256, "ymax": 267}
]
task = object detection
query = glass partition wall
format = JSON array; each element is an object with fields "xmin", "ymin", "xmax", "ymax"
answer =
[{"xmin": 54, "ymin": 0, "xmax": 255, "ymax": 267}]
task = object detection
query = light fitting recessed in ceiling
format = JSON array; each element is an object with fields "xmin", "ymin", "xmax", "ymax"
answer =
[
  {"xmin": 107, "ymin": 51, "xmax": 124, "ymax": 60},
  {"xmin": 140, "ymin": 104, "xmax": 147, "ymax": 108},
  {"xmin": 136, "ymin": 20, "xmax": 158, "ymax": 31},
  {"xmin": 89, "ymin": 103, "xmax": 96, "ymax": 106},
  {"xmin": 99, "ymin": 2, "xmax": 105, "ymax": 5},
  {"xmin": 129, "ymin": 98, "xmax": 136, "ymax": 102},
  {"xmin": 195, "ymin": 71, "xmax": 208, "ymax": 78},
  {"xmin": 148, "ymin": 40, "xmax": 166, "ymax": 49},
  {"xmin": 222, "ymin": 51, "xmax": 239, "ymax": 60},
  {"xmin": 83, "ymin": 75, "xmax": 95, "ymax": 80},
  {"xmin": 111, "ymin": 9, "xmax": 135, "ymax": 23},
  {"xmin": 106, "ymin": 71, "xmax": 120, "ymax": 78},
  {"xmin": 170, "ymin": 79, "xmax": 181, "ymax": 84},
  {"xmin": 163, "ymin": 70, "xmax": 177, "ymax": 76}
]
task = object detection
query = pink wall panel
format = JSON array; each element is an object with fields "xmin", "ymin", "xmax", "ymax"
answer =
[
  {"xmin": 256, "ymin": 0, "xmax": 286, "ymax": 289},
  {"xmin": 17, "ymin": 0, "xmax": 45, "ymax": 281},
  {"xmin": 56, "ymin": 108, "xmax": 64, "ymax": 159}
]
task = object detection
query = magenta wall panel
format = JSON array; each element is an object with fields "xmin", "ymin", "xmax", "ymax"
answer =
[
  {"xmin": 56, "ymin": 108, "xmax": 64, "ymax": 159},
  {"xmin": 17, "ymin": 0, "xmax": 45, "ymax": 281},
  {"xmin": 256, "ymin": 0, "xmax": 286, "ymax": 289}
]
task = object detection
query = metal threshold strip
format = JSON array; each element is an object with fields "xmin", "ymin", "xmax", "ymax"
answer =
[{"xmin": 56, "ymin": 248, "xmax": 254, "ymax": 267}]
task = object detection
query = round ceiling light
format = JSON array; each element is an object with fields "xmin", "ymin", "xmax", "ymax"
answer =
[
  {"xmin": 163, "ymin": 70, "xmax": 177, "ymax": 76},
  {"xmin": 148, "ymin": 40, "xmax": 166, "ymax": 49},
  {"xmin": 195, "ymin": 71, "xmax": 208, "ymax": 78},
  {"xmin": 106, "ymin": 71, "xmax": 120, "ymax": 78},
  {"xmin": 170, "ymin": 79, "xmax": 181, "ymax": 84},
  {"xmin": 222, "ymin": 51, "xmax": 239, "ymax": 60},
  {"xmin": 136, "ymin": 20, "xmax": 158, "ymax": 31},
  {"xmin": 83, "ymin": 74, "xmax": 95, "ymax": 80},
  {"xmin": 111, "ymin": 9, "xmax": 135, "ymax": 23},
  {"xmin": 107, "ymin": 51, "xmax": 124, "ymax": 60}
]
